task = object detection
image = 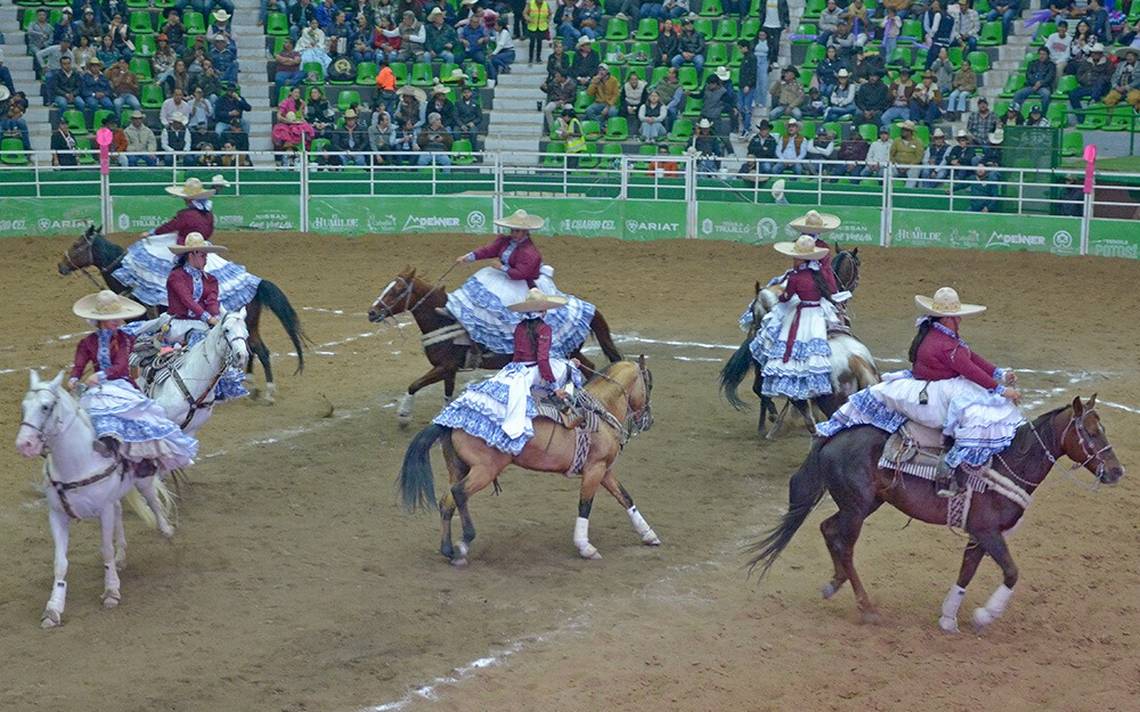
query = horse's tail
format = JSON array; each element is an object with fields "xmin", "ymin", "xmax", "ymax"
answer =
[
  {"xmin": 850, "ymin": 353, "xmax": 880, "ymax": 389},
  {"xmin": 745, "ymin": 439, "xmax": 828, "ymax": 579},
  {"xmin": 122, "ymin": 480, "xmax": 177, "ymax": 529},
  {"xmin": 719, "ymin": 337, "xmax": 756, "ymax": 410},
  {"xmin": 398, "ymin": 423, "xmax": 447, "ymax": 512},
  {"xmin": 255, "ymin": 279, "xmax": 308, "ymax": 375},
  {"xmin": 589, "ymin": 309, "xmax": 623, "ymax": 363}
]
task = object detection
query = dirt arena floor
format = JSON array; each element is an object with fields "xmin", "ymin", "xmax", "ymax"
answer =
[{"xmin": 1, "ymin": 232, "xmax": 1138, "ymax": 712}]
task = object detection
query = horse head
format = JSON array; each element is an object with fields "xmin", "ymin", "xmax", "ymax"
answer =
[
  {"xmin": 832, "ymin": 243, "xmax": 861, "ymax": 293},
  {"xmin": 58, "ymin": 224, "xmax": 102, "ymax": 275},
  {"xmin": 629, "ymin": 355, "xmax": 654, "ymax": 434},
  {"xmin": 1061, "ymin": 395, "xmax": 1125, "ymax": 485},
  {"xmin": 16, "ymin": 370, "xmax": 67, "ymax": 458},
  {"xmin": 368, "ymin": 266, "xmax": 428, "ymax": 323},
  {"xmin": 215, "ymin": 308, "xmax": 250, "ymax": 372}
]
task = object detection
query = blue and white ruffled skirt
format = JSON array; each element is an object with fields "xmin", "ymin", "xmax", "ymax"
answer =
[
  {"xmin": 81, "ymin": 379, "xmax": 198, "ymax": 471},
  {"xmin": 751, "ymin": 299, "xmax": 834, "ymax": 400},
  {"xmin": 111, "ymin": 232, "xmax": 261, "ymax": 310}
]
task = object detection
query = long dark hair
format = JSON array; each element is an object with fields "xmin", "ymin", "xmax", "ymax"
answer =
[
  {"xmin": 809, "ymin": 267, "xmax": 835, "ymax": 305},
  {"xmin": 523, "ymin": 316, "xmax": 541, "ymax": 351},
  {"xmin": 908, "ymin": 318, "xmax": 934, "ymax": 364}
]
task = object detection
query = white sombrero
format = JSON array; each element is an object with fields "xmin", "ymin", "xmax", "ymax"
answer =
[
  {"xmin": 165, "ymin": 177, "xmax": 216, "ymax": 199},
  {"xmin": 773, "ymin": 234, "xmax": 830, "ymax": 261},
  {"xmin": 914, "ymin": 287, "xmax": 986, "ymax": 318},
  {"xmin": 788, "ymin": 209, "xmax": 841, "ymax": 235},
  {"xmin": 169, "ymin": 231, "xmax": 228, "ymax": 255},
  {"xmin": 508, "ymin": 287, "xmax": 569, "ymax": 313},
  {"xmin": 770, "ymin": 178, "xmax": 786, "ymax": 203},
  {"xmin": 494, "ymin": 209, "xmax": 544, "ymax": 230},
  {"xmin": 73, "ymin": 290, "xmax": 146, "ymax": 321}
]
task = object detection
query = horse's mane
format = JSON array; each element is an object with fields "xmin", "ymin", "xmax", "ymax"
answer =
[
  {"xmin": 92, "ymin": 231, "xmax": 125, "ymax": 267},
  {"xmin": 585, "ymin": 361, "xmax": 638, "ymax": 405},
  {"xmin": 1007, "ymin": 404, "xmax": 1070, "ymax": 459}
]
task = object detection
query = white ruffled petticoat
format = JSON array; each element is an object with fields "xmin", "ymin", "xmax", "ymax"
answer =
[
  {"xmin": 81, "ymin": 379, "xmax": 198, "ymax": 471},
  {"xmin": 750, "ymin": 296, "xmax": 838, "ymax": 400},
  {"xmin": 433, "ymin": 359, "xmax": 584, "ymax": 455},
  {"xmin": 111, "ymin": 232, "xmax": 261, "ymax": 310},
  {"xmin": 815, "ymin": 370, "xmax": 1026, "ymax": 467},
  {"xmin": 445, "ymin": 266, "xmax": 596, "ymax": 356}
]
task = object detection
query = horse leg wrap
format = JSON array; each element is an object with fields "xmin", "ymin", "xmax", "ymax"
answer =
[
  {"xmin": 627, "ymin": 506, "xmax": 660, "ymax": 545},
  {"xmin": 939, "ymin": 584, "xmax": 967, "ymax": 633},
  {"xmin": 973, "ymin": 584, "xmax": 1014, "ymax": 628},
  {"xmin": 573, "ymin": 516, "xmax": 599, "ymax": 559}
]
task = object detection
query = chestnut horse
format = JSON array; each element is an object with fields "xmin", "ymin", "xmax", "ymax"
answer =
[
  {"xmin": 58, "ymin": 226, "xmax": 307, "ymax": 403},
  {"xmin": 368, "ymin": 267, "xmax": 623, "ymax": 423},
  {"xmin": 397, "ymin": 359, "xmax": 657, "ymax": 565},
  {"xmin": 747, "ymin": 396, "xmax": 1125, "ymax": 631}
]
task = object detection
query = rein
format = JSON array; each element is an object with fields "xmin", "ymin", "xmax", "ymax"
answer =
[
  {"xmin": 63, "ymin": 231, "xmax": 130, "ymax": 292},
  {"xmin": 167, "ymin": 318, "xmax": 246, "ymax": 428},
  {"xmin": 373, "ymin": 265, "xmax": 460, "ymax": 323},
  {"xmin": 580, "ymin": 363, "xmax": 653, "ymax": 445}
]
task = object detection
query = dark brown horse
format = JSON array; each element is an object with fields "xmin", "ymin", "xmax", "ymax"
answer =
[
  {"xmin": 367, "ymin": 267, "xmax": 623, "ymax": 424},
  {"xmin": 748, "ymin": 396, "xmax": 1124, "ymax": 631},
  {"xmin": 58, "ymin": 226, "xmax": 308, "ymax": 403}
]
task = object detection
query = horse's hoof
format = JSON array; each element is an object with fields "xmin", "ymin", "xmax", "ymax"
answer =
[
  {"xmin": 860, "ymin": 609, "xmax": 882, "ymax": 625},
  {"xmin": 397, "ymin": 415, "xmax": 412, "ymax": 429},
  {"xmin": 578, "ymin": 545, "xmax": 602, "ymax": 560},
  {"xmin": 821, "ymin": 581, "xmax": 842, "ymax": 599},
  {"xmin": 41, "ymin": 609, "xmax": 62, "ymax": 629},
  {"xmin": 450, "ymin": 556, "xmax": 468, "ymax": 568},
  {"xmin": 102, "ymin": 590, "xmax": 121, "ymax": 609},
  {"xmin": 641, "ymin": 532, "xmax": 661, "ymax": 546},
  {"xmin": 972, "ymin": 607, "xmax": 996, "ymax": 632},
  {"xmin": 939, "ymin": 616, "xmax": 960, "ymax": 634},
  {"xmin": 440, "ymin": 545, "xmax": 455, "ymax": 560},
  {"xmin": 159, "ymin": 523, "xmax": 175, "ymax": 539}
]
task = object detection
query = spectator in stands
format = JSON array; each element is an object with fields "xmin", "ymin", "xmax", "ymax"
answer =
[
  {"xmin": 54, "ymin": 8, "xmax": 77, "ymax": 46},
  {"xmin": 945, "ymin": 53, "xmax": 976, "ymax": 120},
  {"xmin": 638, "ymin": 91, "xmax": 667, "ymax": 141},
  {"xmin": 571, "ymin": 36, "xmax": 599, "ymax": 84},
  {"xmin": 196, "ymin": 141, "xmax": 220, "ymax": 167},
  {"xmin": 162, "ymin": 112, "xmax": 194, "ymax": 166},
  {"xmin": 745, "ymin": 119, "xmax": 778, "ymax": 175},
  {"xmin": 290, "ymin": 0, "xmax": 320, "ymax": 41},
  {"xmin": 773, "ymin": 117, "xmax": 807, "ymax": 174},
  {"xmin": 816, "ymin": 46, "xmax": 844, "ymax": 102},
  {"xmin": 818, "ymin": 0, "xmax": 845, "ymax": 47},
  {"xmin": 1044, "ymin": 20, "xmax": 1072, "ymax": 73},
  {"xmin": 315, "ymin": 0, "xmax": 339, "ymax": 29},
  {"xmin": 889, "ymin": 120, "xmax": 923, "ymax": 186},
  {"xmin": 325, "ymin": 12, "xmax": 353, "ymax": 58},
  {"xmin": 1, "ymin": 98, "xmax": 32, "ymax": 153},
  {"xmin": 425, "ymin": 8, "xmax": 459, "ymax": 63},
  {"xmin": 333, "ymin": 108, "xmax": 368, "ymax": 166},
  {"xmin": 921, "ymin": 2, "xmax": 954, "ymax": 69},
  {"xmin": 861, "ymin": 125, "xmax": 891, "ymax": 177},
  {"xmin": 1067, "ymin": 21, "xmax": 1095, "ymax": 73},
  {"xmin": 164, "ymin": 59, "xmax": 195, "ymax": 97},
  {"xmin": 73, "ymin": 36, "xmax": 97, "ymax": 72},
  {"xmin": 426, "ymin": 85, "xmax": 456, "ymax": 131},
  {"xmin": 541, "ymin": 68, "xmax": 577, "ymax": 128},
  {"xmin": 459, "ymin": 13, "xmax": 491, "ymax": 65},
  {"xmin": 553, "ymin": 0, "xmax": 581, "ymax": 46},
  {"xmin": 920, "ymin": 127, "xmax": 949, "ymax": 185},
  {"xmin": 272, "ymin": 111, "xmax": 315, "ymax": 162},
  {"xmin": 929, "ymin": 46, "xmax": 954, "ymax": 93},
  {"xmin": 196, "ymin": 59, "xmax": 225, "ymax": 103},
  {"xmin": 51, "ymin": 118, "xmax": 79, "ymax": 168},
  {"xmin": 1000, "ymin": 105, "xmax": 1022, "ymax": 128},
  {"xmin": 880, "ymin": 66, "xmax": 914, "ymax": 126},
  {"xmin": 151, "ymin": 35, "xmax": 177, "ymax": 86},
  {"xmin": 1024, "ymin": 104, "xmax": 1050, "ymax": 127},
  {"xmin": 160, "ymin": 11, "xmax": 185, "ymax": 48},
  {"xmin": 545, "ymin": 38, "xmax": 570, "ymax": 80},
  {"xmin": 737, "ymin": 41, "xmax": 759, "ymax": 134},
  {"xmin": 805, "ymin": 128, "xmax": 836, "ymax": 175},
  {"xmin": 1049, "ymin": 0, "xmax": 1074, "ymax": 22},
  {"xmin": 966, "ymin": 96, "xmax": 996, "ymax": 142},
  {"xmin": 621, "ymin": 71, "xmax": 647, "ymax": 123},
  {"xmin": 824, "ymin": 68, "xmax": 857, "ymax": 121},
  {"xmin": 985, "ymin": 0, "xmax": 1019, "ymax": 43},
  {"xmin": 690, "ymin": 118, "xmax": 726, "ymax": 173},
  {"xmin": 851, "ymin": 46, "xmax": 885, "ymax": 84},
  {"xmin": 833, "ymin": 129, "xmax": 869, "ymax": 176},
  {"xmin": 701, "ymin": 72, "xmax": 732, "ymax": 136},
  {"xmin": 396, "ymin": 85, "xmax": 426, "ymax": 129},
  {"xmin": 75, "ymin": 8, "xmax": 101, "ymax": 46},
  {"xmin": 158, "ymin": 87, "xmax": 188, "ymax": 128},
  {"xmin": 491, "ymin": 18, "xmax": 517, "ymax": 82},
  {"xmin": 656, "ymin": 19, "xmax": 680, "ymax": 66},
  {"xmin": 274, "ymin": 39, "xmax": 305, "ymax": 92},
  {"xmin": 1104, "ymin": 47, "xmax": 1140, "ymax": 115},
  {"xmin": 96, "ymin": 35, "xmax": 123, "ymax": 68},
  {"xmin": 28, "ymin": 10, "xmax": 55, "ymax": 73},
  {"xmin": 950, "ymin": 0, "xmax": 979, "ymax": 53},
  {"xmin": 1087, "ymin": 0, "xmax": 1109, "ymax": 42},
  {"xmin": 1012, "ymin": 48, "xmax": 1057, "ymax": 113},
  {"xmin": 392, "ymin": 118, "xmax": 419, "ymax": 164},
  {"xmin": 615, "ymin": 0, "xmax": 642, "ymax": 23},
  {"xmin": 304, "ymin": 86, "xmax": 333, "ymax": 137},
  {"xmin": 652, "ymin": 66, "xmax": 684, "ymax": 126},
  {"xmin": 1068, "ymin": 42, "xmax": 1112, "ymax": 119},
  {"xmin": 297, "ymin": 18, "xmax": 333, "ymax": 73},
  {"xmin": 220, "ymin": 139, "xmax": 251, "ymax": 166},
  {"xmin": 768, "ymin": 66, "xmax": 804, "ymax": 120},
  {"xmin": 48, "ymin": 55, "xmax": 85, "ymax": 115},
  {"xmin": 417, "ymin": 112, "xmax": 453, "ymax": 171},
  {"xmin": 759, "ymin": 0, "xmax": 789, "ymax": 65},
  {"xmin": 671, "ymin": 18, "xmax": 707, "ymax": 72},
  {"xmin": 969, "ymin": 166, "xmax": 999, "ymax": 212},
  {"xmin": 648, "ymin": 143, "xmax": 680, "ymax": 178},
  {"xmin": 208, "ymin": 9, "xmax": 236, "ymax": 48},
  {"xmin": 880, "ymin": 7, "xmax": 903, "ymax": 61},
  {"xmin": 584, "ymin": 64, "xmax": 619, "ymax": 124},
  {"xmin": 842, "ymin": 0, "xmax": 870, "ymax": 53},
  {"xmin": 945, "ymin": 129, "xmax": 977, "ymax": 178},
  {"xmin": 576, "ymin": 0, "xmax": 604, "ymax": 43},
  {"xmin": 910, "ymin": 70, "xmax": 941, "ymax": 125},
  {"xmin": 802, "ymin": 87, "xmax": 826, "ymax": 119},
  {"xmin": 209, "ymin": 34, "xmax": 239, "ymax": 84},
  {"xmin": 124, "ymin": 110, "xmax": 158, "ymax": 166},
  {"xmin": 185, "ymin": 86, "xmax": 212, "ymax": 132},
  {"xmin": 881, "ymin": 0, "xmax": 910, "ymax": 20},
  {"xmin": 80, "ymin": 58, "xmax": 114, "ymax": 117},
  {"xmin": 371, "ymin": 18, "xmax": 402, "ymax": 63},
  {"xmin": 855, "ymin": 70, "xmax": 889, "ymax": 124},
  {"xmin": 455, "ymin": 85, "xmax": 482, "ymax": 144},
  {"xmin": 978, "ymin": 129, "xmax": 1002, "ymax": 169},
  {"xmin": 214, "ymin": 83, "xmax": 250, "ymax": 136},
  {"xmin": 369, "ymin": 109, "xmax": 396, "ymax": 160}
]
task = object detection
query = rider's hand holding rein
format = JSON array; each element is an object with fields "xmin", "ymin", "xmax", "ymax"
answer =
[
  {"xmin": 455, "ymin": 252, "xmax": 475, "ymax": 264},
  {"xmin": 1002, "ymin": 388, "xmax": 1021, "ymax": 404},
  {"xmin": 1003, "ymin": 370, "xmax": 1018, "ymax": 386}
]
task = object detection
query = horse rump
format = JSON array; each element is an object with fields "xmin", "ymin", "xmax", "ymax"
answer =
[{"xmin": 397, "ymin": 423, "xmax": 448, "ymax": 512}]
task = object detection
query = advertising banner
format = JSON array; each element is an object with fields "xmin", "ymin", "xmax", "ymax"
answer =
[
  {"xmin": 891, "ymin": 209, "xmax": 1082, "ymax": 256},
  {"xmin": 695, "ymin": 202, "xmax": 882, "ymax": 245},
  {"xmin": 1087, "ymin": 218, "xmax": 1140, "ymax": 260},
  {"xmin": 0, "ymin": 197, "xmax": 103, "ymax": 238},
  {"xmin": 501, "ymin": 197, "xmax": 686, "ymax": 241},
  {"xmin": 112, "ymin": 195, "xmax": 302, "ymax": 233},
  {"xmin": 307, "ymin": 196, "xmax": 493, "ymax": 234}
]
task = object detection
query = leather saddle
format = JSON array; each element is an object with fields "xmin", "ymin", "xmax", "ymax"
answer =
[{"xmin": 882, "ymin": 422, "xmax": 946, "ymax": 470}]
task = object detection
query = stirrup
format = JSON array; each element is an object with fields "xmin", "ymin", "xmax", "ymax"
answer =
[{"xmin": 463, "ymin": 346, "xmax": 482, "ymax": 370}]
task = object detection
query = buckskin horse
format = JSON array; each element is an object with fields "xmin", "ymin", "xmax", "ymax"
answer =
[
  {"xmin": 59, "ymin": 226, "xmax": 307, "ymax": 403},
  {"xmin": 398, "ymin": 359, "xmax": 658, "ymax": 565},
  {"xmin": 747, "ymin": 396, "xmax": 1124, "ymax": 631},
  {"xmin": 368, "ymin": 267, "xmax": 623, "ymax": 424}
]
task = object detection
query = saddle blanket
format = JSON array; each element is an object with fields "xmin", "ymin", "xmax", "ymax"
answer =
[{"xmin": 878, "ymin": 422, "xmax": 992, "ymax": 493}]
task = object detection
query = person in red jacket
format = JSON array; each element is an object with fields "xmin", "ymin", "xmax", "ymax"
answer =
[
  {"xmin": 165, "ymin": 231, "xmax": 224, "ymax": 347},
  {"xmin": 817, "ymin": 287, "xmax": 1023, "ymax": 495},
  {"xmin": 153, "ymin": 176, "xmax": 221, "ymax": 243},
  {"xmin": 455, "ymin": 208, "xmax": 545, "ymax": 288},
  {"xmin": 68, "ymin": 290, "xmax": 197, "ymax": 473}
]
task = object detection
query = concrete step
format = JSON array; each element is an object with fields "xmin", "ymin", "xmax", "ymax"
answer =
[
  {"xmin": 489, "ymin": 85, "xmax": 545, "ymax": 99},
  {"xmin": 493, "ymin": 97, "xmax": 544, "ymax": 112},
  {"xmin": 484, "ymin": 137, "xmax": 540, "ymax": 152}
]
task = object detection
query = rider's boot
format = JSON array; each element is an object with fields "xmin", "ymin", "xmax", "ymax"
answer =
[
  {"xmin": 94, "ymin": 437, "xmax": 118, "ymax": 457},
  {"xmin": 134, "ymin": 459, "xmax": 158, "ymax": 478},
  {"xmin": 935, "ymin": 437, "xmax": 962, "ymax": 497},
  {"xmin": 463, "ymin": 343, "xmax": 483, "ymax": 370}
]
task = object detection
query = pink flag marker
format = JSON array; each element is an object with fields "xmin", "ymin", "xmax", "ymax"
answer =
[
  {"xmin": 95, "ymin": 127, "xmax": 113, "ymax": 176},
  {"xmin": 1082, "ymin": 143, "xmax": 1097, "ymax": 194}
]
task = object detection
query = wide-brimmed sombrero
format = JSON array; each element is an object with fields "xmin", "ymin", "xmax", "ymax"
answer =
[
  {"xmin": 165, "ymin": 177, "xmax": 216, "ymax": 199},
  {"xmin": 914, "ymin": 287, "xmax": 986, "ymax": 318},
  {"xmin": 169, "ymin": 231, "xmax": 228, "ymax": 255},
  {"xmin": 773, "ymin": 234, "xmax": 830, "ymax": 261},
  {"xmin": 494, "ymin": 209, "xmax": 544, "ymax": 230},
  {"xmin": 73, "ymin": 290, "xmax": 146, "ymax": 321},
  {"xmin": 788, "ymin": 209, "xmax": 841, "ymax": 235},
  {"xmin": 508, "ymin": 288, "xmax": 569, "ymax": 313}
]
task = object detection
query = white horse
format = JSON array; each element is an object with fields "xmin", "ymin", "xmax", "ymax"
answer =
[
  {"xmin": 15, "ymin": 371, "xmax": 176, "ymax": 628},
  {"xmin": 142, "ymin": 309, "xmax": 250, "ymax": 436}
]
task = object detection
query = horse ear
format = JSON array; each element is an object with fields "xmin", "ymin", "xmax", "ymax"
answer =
[
  {"xmin": 851, "ymin": 246, "xmax": 859, "ymax": 256},
  {"xmin": 832, "ymin": 240, "xmax": 840, "ymax": 252},
  {"xmin": 638, "ymin": 354, "xmax": 647, "ymax": 368},
  {"xmin": 754, "ymin": 280, "xmax": 761, "ymax": 296},
  {"xmin": 1087, "ymin": 393, "xmax": 1098, "ymax": 410},
  {"xmin": 1072, "ymin": 396, "xmax": 1084, "ymax": 417},
  {"xmin": 49, "ymin": 371, "xmax": 65, "ymax": 389},
  {"xmin": 29, "ymin": 369, "xmax": 40, "ymax": 388}
]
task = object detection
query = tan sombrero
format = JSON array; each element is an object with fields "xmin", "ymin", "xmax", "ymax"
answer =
[
  {"xmin": 508, "ymin": 288, "xmax": 569, "ymax": 313},
  {"xmin": 788, "ymin": 209, "xmax": 841, "ymax": 235},
  {"xmin": 165, "ymin": 177, "xmax": 216, "ymax": 199},
  {"xmin": 773, "ymin": 234, "xmax": 830, "ymax": 261},
  {"xmin": 73, "ymin": 290, "xmax": 146, "ymax": 321},
  {"xmin": 494, "ymin": 209, "xmax": 544, "ymax": 230},
  {"xmin": 914, "ymin": 287, "xmax": 986, "ymax": 318},
  {"xmin": 169, "ymin": 231, "xmax": 228, "ymax": 255}
]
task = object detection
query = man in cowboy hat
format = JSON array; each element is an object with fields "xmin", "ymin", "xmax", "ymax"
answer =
[
  {"xmin": 1068, "ymin": 43, "xmax": 1113, "ymax": 119},
  {"xmin": 920, "ymin": 127, "xmax": 950, "ymax": 186},
  {"xmin": 889, "ymin": 119, "xmax": 924, "ymax": 187},
  {"xmin": 584, "ymin": 64, "xmax": 619, "ymax": 124},
  {"xmin": 769, "ymin": 66, "xmax": 804, "ymax": 120},
  {"xmin": 425, "ymin": 7, "xmax": 459, "ymax": 64},
  {"xmin": 81, "ymin": 57, "xmax": 115, "ymax": 115},
  {"xmin": 124, "ymin": 109, "xmax": 158, "ymax": 166},
  {"xmin": 161, "ymin": 112, "xmax": 194, "ymax": 166},
  {"xmin": 570, "ymin": 35, "xmax": 599, "ymax": 84},
  {"xmin": 945, "ymin": 128, "xmax": 977, "ymax": 180}
]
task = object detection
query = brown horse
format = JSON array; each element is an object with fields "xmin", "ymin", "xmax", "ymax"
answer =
[
  {"xmin": 398, "ymin": 359, "xmax": 657, "ymax": 565},
  {"xmin": 747, "ymin": 396, "xmax": 1124, "ymax": 630},
  {"xmin": 368, "ymin": 267, "xmax": 623, "ymax": 423},
  {"xmin": 58, "ymin": 226, "xmax": 308, "ymax": 402}
]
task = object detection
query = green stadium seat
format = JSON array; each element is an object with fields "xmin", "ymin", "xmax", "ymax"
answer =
[
  {"xmin": 266, "ymin": 12, "xmax": 290, "ymax": 36},
  {"xmin": 184, "ymin": 11, "xmax": 205, "ymax": 34},
  {"xmin": 699, "ymin": 0, "xmax": 724, "ymax": 16},
  {"xmin": 999, "ymin": 74, "xmax": 1024, "ymax": 99},
  {"xmin": 634, "ymin": 18, "xmax": 659, "ymax": 41},
  {"xmin": 127, "ymin": 0, "xmax": 149, "ymax": 8},
  {"xmin": 155, "ymin": 0, "xmax": 176, "ymax": 8},
  {"xmin": 128, "ymin": 11, "xmax": 153, "ymax": 34},
  {"xmin": 140, "ymin": 83, "xmax": 165, "ymax": 108},
  {"xmin": 605, "ymin": 17, "xmax": 629, "ymax": 41},
  {"xmin": 129, "ymin": 57, "xmax": 153, "ymax": 81},
  {"xmin": 728, "ymin": 43, "xmax": 745, "ymax": 67},
  {"xmin": 706, "ymin": 43, "xmax": 729, "ymax": 68},
  {"xmin": 948, "ymin": 46, "xmax": 963, "ymax": 69},
  {"xmin": 975, "ymin": 0, "xmax": 991, "ymax": 11},
  {"xmin": 390, "ymin": 62, "xmax": 409, "ymax": 85},
  {"xmin": 627, "ymin": 41, "xmax": 652, "ymax": 65},
  {"xmin": 601, "ymin": 143, "xmax": 624, "ymax": 167},
  {"xmin": 581, "ymin": 120, "xmax": 602, "ymax": 140},
  {"xmin": 901, "ymin": 19, "xmax": 922, "ymax": 40},
  {"xmin": 668, "ymin": 118, "xmax": 693, "ymax": 143},
  {"xmin": 62, "ymin": 108, "xmax": 88, "ymax": 135},
  {"xmin": 308, "ymin": 137, "xmax": 332, "ymax": 155},
  {"xmin": 804, "ymin": 0, "xmax": 827, "ymax": 18},
  {"xmin": 888, "ymin": 46, "xmax": 911, "ymax": 67},
  {"xmin": 463, "ymin": 62, "xmax": 487, "ymax": 87},
  {"xmin": 716, "ymin": 18, "xmax": 740, "ymax": 42},
  {"xmin": 1103, "ymin": 110, "xmax": 1135, "ymax": 131},
  {"xmin": 1075, "ymin": 104, "xmax": 1107, "ymax": 130},
  {"xmin": 1061, "ymin": 130, "xmax": 1083, "ymax": 157},
  {"xmin": 75, "ymin": 137, "xmax": 96, "ymax": 165},
  {"xmin": 793, "ymin": 24, "xmax": 816, "ymax": 46},
  {"xmin": 578, "ymin": 143, "xmax": 600, "ymax": 169},
  {"xmin": 633, "ymin": 142, "xmax": 656, "ymax": 170},
  {"xmin": 1045, "ymin": 103, "xmax": 1066, "ymax": 127},
  {"xmin": 272, "ymin": 36, "xmax": 289, "ymax": 55},
  {"xmin": 1, "ymin": 137, "xmax": 29, "ymax": 166},
  {"xmin": 452, "ymin": 139, "xmax": 477, "ymax": 164},
  {"xmin": 857, "ymin": 123, "xmax": 878, "ymax": 141},
  {"xmin": 624, "ymin": 65, "xmax": 647, "ymax": 82},
  {"xmin": 355, "ymin": 61, "xmax": 378, "ymax": 85},
  {"xmin": 92, "ymin": 109, "xmax": 115, "ymax": 130},
  {"xmin": 967, "ymin": 51, "xmax": 990, "ymax": 74},
  {"xmin": 693, "ymin": 19, "xmax": 714, "ymax": 37},
  {"xmin": 1032, "ymin": 22, "xmax": 1055, "ymax": 46},
  {"xmin": 336, "ymin": 89, "xmax": 361, "ymax": 111},
  {"xmin": 682, "ymin": 96, "xmax": 703, "ymax": 117},
  {"xmin": 542, "ymin": 142, "xmax": 566, "ymax": 167},
  {"xmin": 740, "ymin": 18, "xmax": 760, "ymax": 41},
  {"xmin": 822, "ymin": 121, "xmax": 843, "ymax": 138},
  {"xmin": 678, "ymin": 66, "xmax": 699, "ymax": 91},
  {"xmin": 133, "ymin": 34, "xmax": 157, "ymax": 57},
  {"xmin": 977, "ymin": 21, "xmax": 1003, "ymax": 47},
  {"xmin": 303, "ymin": 61, "xmax": 325, "ymax": 81},
  {"xmin": 410, "ymin": 62, "xmax": 434, "ymax": 86},
  {"xmin": 574, "ymin": 90, "xmax": 592, "ymax": 113},
  {"xmin": 651, "ymin": 66, "xmax": 669, "ymax": 85},
  {"xmin": 1054, "ymin": 74, "xmax": 1078, "ymax": 97},
  {"xmin": 803, "ymin": 43, "xmax": 826, "ymax": 69}
]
